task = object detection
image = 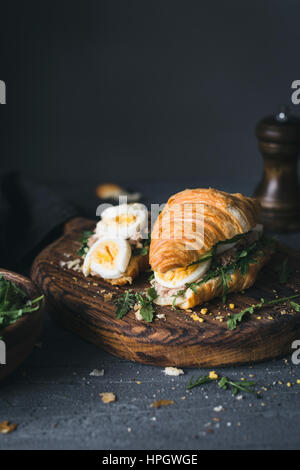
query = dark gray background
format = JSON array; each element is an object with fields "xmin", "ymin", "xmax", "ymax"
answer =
[{"xmin": 1, "ymin": 0, "xmax": 300, "ymax": 185}]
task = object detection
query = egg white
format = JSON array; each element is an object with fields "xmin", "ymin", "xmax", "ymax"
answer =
[
  {"xmin": 96, "ymin": 203, "xmax": 148, "ymax": 239},
  {"xmin": 154, "ymin": 259, "xmax": 211, "ymax": 289},
  {"xmin": 82, "ymin": 237, "xmax": 131, "ymax": 279}
]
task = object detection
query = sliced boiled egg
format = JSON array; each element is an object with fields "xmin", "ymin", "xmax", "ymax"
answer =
[
  {"xmin": 154, "ymin": 259, "xmax": 211, "ymax": 289},
  {"xmin": 82, "ymin": 237, "xmax": 131, "ymax": 279},
  {"xmin": 96, "ymin": 203, "xmax": 148, "ymax": 239}
]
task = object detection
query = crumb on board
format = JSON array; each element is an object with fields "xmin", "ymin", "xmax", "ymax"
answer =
[
  {"xmin": 89, "ymin": 369, "xmax": 104, "ymax": 377},
  {"xmin": 103, "ymin": 292, "xmax": 113, "ymax": 302},
  {"xmin": 213, "ymin": 405, "xmax": 224, "ymax": 413},
  {"xmin": 157, "ymin": 313, "xmax": 166, "ymax": 320},
  {"xmin": 191, "ymin": 313, "xmax": 204, "ymax": 322},
  {"xmin": 0, "ymin": 421, "xmax": 18, "ymax": 434},
  {"xmin": 59, "ymin": 258, "xmax": 82, "ymax": 271},
  {"xmin": 200, "ymin": 308, "xmax": 208, "ymax": 315},
  {"xmin": 100, "ymin": 392, "xmax": 116, "ymax": 403},
  {"xmin": 209, "ymin": 371, "xmax": 218, "ymax": 380},
  {"xmin": 229, "ymin": 303, "xmax": 235, "ymax": 309},
  {"xmin": 150, "ymin": 400, "xmax": 174, "ymax": 409},
  {"xmin": 164, "ymin": 367, "xmax": 184, "ymax": 377}
]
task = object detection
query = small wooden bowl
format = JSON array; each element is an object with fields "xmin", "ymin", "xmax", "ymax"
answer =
[{"xmin": 0, "ymin": 269, "xmax": 45, "ymax": 380}]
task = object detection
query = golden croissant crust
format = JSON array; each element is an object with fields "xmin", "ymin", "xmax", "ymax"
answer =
[{"xmin": 149, "ymin": 188, "xmax": 260, "ymax": 273}]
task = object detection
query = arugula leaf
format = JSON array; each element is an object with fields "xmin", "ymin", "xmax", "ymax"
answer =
[
  {"xmin": 227, "ymin": 293, "xmax": 300, "ymax": 330},
  {"xmin": 77, "ymin": 230, "xmax": 93, "ymax": 257},
  {"xmin": 187, "ymin": 373, "xmax": 257, "ymax": 396},
  {"xmin": 0, "ymin": 276, "xmax": 44, "ymax": 331},
  {"xmin": 216, "ymin": 233, "xmax": 245, "ymax": 246},
  {"xmin": 114, "ymin": 290, "xmax": 136, "ymax": 319},
  {"xmin": 218, "ymin": 376, "xmax": 256, "ymax": 395},
  {"xmin": 188, "ymin": 249, "xmax": 214, "ymax": 267},
  {"xmin": 291, "ymin": 301, "xmax": 300, "ymax": 312},
  {"xmin": 114, "ymin": 287, "xmax": 158, "ymax": 322},
  {"xmin": 139, "ymin": 301, "xmax": 155, "ymax": 323},
  {"xmin": 145, "ymin": 287, "xmax": 158, "ymax": 302},
  {"xmin": 132, "ymin": 234, "xmax": 151, "ymax": 257},
  {"xmin": 187, "ymin": 375, "xmax": 214, "ymax": 390},
  {"xmin": 171, "ymin": 289, "xmax": 186, "ymax": 310}
]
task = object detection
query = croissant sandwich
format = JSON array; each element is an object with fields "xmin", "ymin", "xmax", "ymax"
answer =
[
  {"xmin": 81, "ymin": 203, "xmax": 149, "ymax": 285},
  {"xmin": 149, "ymin": 188, "xmax": 273, "ymax": 309}
]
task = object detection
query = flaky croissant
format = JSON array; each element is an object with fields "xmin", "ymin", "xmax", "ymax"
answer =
[
  {"xmin": 150, "ymin": 188, "xmax": 260, "ymax": 273},
  {"xmin": 149, "ymin": 188, "xmax": 271, "ymax": 310}
]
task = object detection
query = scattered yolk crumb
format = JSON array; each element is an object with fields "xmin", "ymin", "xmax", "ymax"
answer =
[
  {"xmin": 136, "ymin": 381, "xmax": 141, "ymax": 385},
  {"xmin": 229, "ymin": 303, "xmax": 235, "ymax": 309},
  {"xmin": 256, "ymin": 316, "xmax": 262, "ymax": 320},
  {"xmin": 191, "ymin": 313, "xmax": 204, "ymax": 322},
  {"xmin": 287, "ymin": 382, "xmax": 292, "ymax": 387},
  {"xmin": 209, "ymin": 371, "xmax": 218, "ymax": 380},
  {"xmin": 297, "ymin": 380, "xmax": 300, "ymax": 384},
  {"xmin": 200, "ymin": 308, "xmax": 208, "ymax": 315}
]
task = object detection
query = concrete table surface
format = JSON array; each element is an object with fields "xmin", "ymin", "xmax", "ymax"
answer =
[{"xmin": 0, "ymin": 178, "xmax": 300, "ymax": 450}]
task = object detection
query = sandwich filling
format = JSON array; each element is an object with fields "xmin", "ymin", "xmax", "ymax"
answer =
[{"xmin": 153, "ymin": 224, "xmax": 265, "ymax": 306}]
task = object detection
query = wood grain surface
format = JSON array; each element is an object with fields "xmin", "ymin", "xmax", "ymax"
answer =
[{"xmin": 30, "ymin": 217, "xmax": 300, "ymax": 367}]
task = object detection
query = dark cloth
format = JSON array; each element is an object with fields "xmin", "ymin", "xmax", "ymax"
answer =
[{"xmin": 0, "ymin": 172, "xmax": 78, "ymax": 270}]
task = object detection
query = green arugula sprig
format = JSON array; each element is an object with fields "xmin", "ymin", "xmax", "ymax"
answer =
[
  {"xmin": 227, "ymin": 293, "xmax": 300, "ymax": 330},
  {"xmin": 132, "ymin": 234, "xmax": 151, "ymax": 257},
  {"xmin": 0, "ymin": 276, "xmax": 44, "ymax": 331},
  {"xmin": 114, "ymin": 287, "xmax": 157, "ymax": 322},
  {"xmin": 114, "ymin": 290, "xmax": 136, "ymax": 319},
  {"xmin": 187, "ymin": 375, "xmax": 214, "ymax": 389},
  {"xmin": 291, "ymin": 301, "xmax": 300, "ymax": 312},
  {"xmin": 218, "ymin": 376, "xmax": 256, "ymax": 395},
  {"xmin": 187, "ymin": 373, "xmax": 256, "ymax": 396},
  {"xmin": 77, "ymin": 230, "xmax": 94, "ymax": 257}
]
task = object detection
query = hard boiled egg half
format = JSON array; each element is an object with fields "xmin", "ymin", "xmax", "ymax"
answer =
[
  {"xmin": 83, "ymin": 237, "xmax": 131, "ymax": 279},
  {"xmin": 154, "ymin": 259, "xmax": 211, "ymax": 289},
  {"xmin": 96, "ymin": 203, "xmax": 148, "ymax": 239}
]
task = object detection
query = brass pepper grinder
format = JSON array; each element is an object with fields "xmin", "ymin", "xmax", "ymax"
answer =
[{"xmin": 254, "ymin": 105, "xmax": 300, "ymax": 232}]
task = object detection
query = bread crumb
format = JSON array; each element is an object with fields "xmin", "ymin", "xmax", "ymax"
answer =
[
  {"xmin": 200, "ymin": 308, "xmax": 208, "ymax": 315},
  {"xmin": 89, "ymin": 369, "xmax": 104, "ymax": 377},
  {"xmin": 164, "ymin": 367, "xmax": 184, "ymax": 377},
  {"xmin": 104, "ymin": 292, "xmax": 113, "ymax": 302},
  {"xmin": 150, "ymin": 400, "xmax": 174, "ymax": 409},
  {"xmin": 100, "ymin": 392, "xmax": 116, "ymax": 403},
  {"xmin": 157, "ymin": 313, "xmax": 166, "ymax": 320},
  {"xmin": 209, "ymin": 371, "xmax": 218, "ymax": 380},
  {"xmin": 0, "ymin": 421, "xmax": 18, "ymax": 434},
  {"xmin": 213, "ymin": 405, "xmax": 224, "ymax": 413}
]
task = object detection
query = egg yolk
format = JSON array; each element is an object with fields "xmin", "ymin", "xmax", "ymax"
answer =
[
  {"xmin": 156, "ymin": 264, "xmax": 199, "ymax": 286},
  {"xmin": 104, "ymin": 214, "xmax": 137, "ymax": 227},
  {"xmin": 92, "ymin": 240, "xmax": 119, "ymax": 269}
]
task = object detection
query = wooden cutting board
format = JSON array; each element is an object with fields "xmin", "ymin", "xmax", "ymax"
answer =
[{"xmin": 31, "ymin": 217, "xmax": 300, "ymax": 367}]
